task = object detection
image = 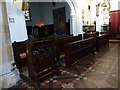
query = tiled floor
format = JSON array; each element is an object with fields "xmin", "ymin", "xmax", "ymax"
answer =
[{"xmin": 11, "ymin": 43, "xmax": 119, "ymax": 89}]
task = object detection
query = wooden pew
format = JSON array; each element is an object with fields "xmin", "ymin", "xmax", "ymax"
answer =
[
  {"xmin": 95, "ymin": 34, "xmax": 109, "ymax": 51},
  {"xmin": 64, "ymin": 37, "xmax": 95, "ymax": 67},
  {"xmin": 12, "ymin": 34, "xmax": 81, "ymax": 72},
  {"xmin": 34, "ymin": 34, "xmax": 73, "ymax": 41},
  {"xmin": 55, "ymin": 34, "xmax": 82, "ymax": 61},
  {"xmin": 38, "ymin": 34, "xmax": 82, "ymax": 64},
  {"xmin": 83, "ymin": 32, "xmax": 109, "ymax": 51},
  {"xmin": 12, "ymin": 41, "xmax": 27, "ymax": 72},
  {"xmin": 99, "ymin": 32, "xmax": 108, "ymax": 34},
  {"xmin": 21, "ymin": 39, "xmax": 60, "ymax": 88},
  {"xmin": 56, "ymin": 35, "xmax": 82, "ymax": 52},
  {"xmin": 83, "ymin": 32, "xmax": 97, "ymax": 39}
]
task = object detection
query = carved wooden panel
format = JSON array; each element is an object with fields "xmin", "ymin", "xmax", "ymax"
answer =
[
  {"xmin": 26, "ymin": 39, "xmax": 59, "ymax": 82},
  {"xmin": 12, "ymin": 41, "xmax": 27, "ymax": 72},
  {"xmin": 64, "ymin": 37, "xmax": 95, "ymax": 67},
  {"xmin": 96, "ymin": 34, "xmax": 109, "ymax": 51}
]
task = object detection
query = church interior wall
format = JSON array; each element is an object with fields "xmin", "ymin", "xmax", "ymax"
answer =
[
  {"xmin": 6, "ymin": 0, "xmax": 28, "ymax": 43},
  {"xmin": 26, "ymin": 2, "xmax": 70, "ymax": 26},
  {"xmin": 110, "ymin": 0, "xmax": 120, "ymax": 11}
]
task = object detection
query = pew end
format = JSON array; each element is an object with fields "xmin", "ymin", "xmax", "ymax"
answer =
[
  {"xmin": 20, "ymin": 39, "xmax": 61, "ymax": 88},
  {"xmin": 12, "ymin": 41, "xmax": 27, "ymax": 72}
]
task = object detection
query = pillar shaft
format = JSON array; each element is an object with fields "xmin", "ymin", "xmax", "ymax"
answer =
[
  {"xmin": 0, "ymin": 2, "xmax": 20, "ymax": 89},
  {"xmin": 70, "ymin": 14, "xmax": 77, "ymax": 35}
]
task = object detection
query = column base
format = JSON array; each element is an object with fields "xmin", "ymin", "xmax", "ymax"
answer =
[{"xmin": 0, "ymin": 67, "xmax": 21, "ymax": 89}]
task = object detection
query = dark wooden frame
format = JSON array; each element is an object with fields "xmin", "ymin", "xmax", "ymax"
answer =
[
  {"xmin": 12, "ymin": 41, "xmax": 27, "ymax": 72},
  {"xmin": 55, "ymin": 34, "xmax": 82, "ymax": 61},
  {"xmin": 64, "ymin": 37, "xmax": 95, "ymax": 67},
  {"xmin": 95, "ymin": 34, "xmax": 109, "ymax": 51},
  {"xmin": 21, "ymin": 39, "xmax": 60, "ymax": 88}
]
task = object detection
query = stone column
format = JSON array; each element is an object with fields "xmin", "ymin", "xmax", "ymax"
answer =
[
  {"xmin": 76, "ymin": 6, "xmax": 83, "ymax": 35},
  {"xmin": 96, "ymin": 3, "xmax": 102, "ymax": 32},
  {"xmin": 70, "ymin": 13, "xmax": 77, "ymax": 35},
  {"xmin": 96, "ymin": 16, "xmax": 102, "ymax": 32},
  {"xmin": 0, "ymin": 2, "xmax": 20, "ymax": 89}
]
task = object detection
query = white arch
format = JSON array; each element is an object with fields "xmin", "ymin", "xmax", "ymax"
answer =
[
  {"xmin": 72, "ymin": 0, "xmax": 83, "ymax": 35},
  {"xmin": 64, "ymin": 0, "xmax": 83, "ymax": 35},
  {"xmin": 65, "ymin": 0, "xmax": 76, "ymax": 35}
]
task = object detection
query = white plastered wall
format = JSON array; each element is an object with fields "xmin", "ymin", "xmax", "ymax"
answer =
[
  {"xmin": 6, "ymin": 0, "xmax": 28, "ymax": 43},
  {"xmin": 65, "ymin": 0, "xmax": 83, "ymax": 35},
  {"xmin": 110, "ymin": 0, "xmax": 120, "ymax": 11}
]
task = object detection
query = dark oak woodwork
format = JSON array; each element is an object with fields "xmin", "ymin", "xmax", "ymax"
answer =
[
  {"xmin": 12, "ymin": 41, "xmax": 27, "ymax": 72},
  {"xmin": 56, "ymin": 36, "xmax": 80, "ymax": 53},
  {"xmin": 83, "ymin": 32, "xmax": 97, "ymax": 39},
  {"xmin": 95, "ymin": 34, "xmax": 109, "ymax": 51},
  {"xmin": 83, "ymin": 32, "xmax": 109, "ymax": 52},
  {"xmin": 24, "ymin": 39, "xmax": 60, "ymax": 87},
  {"xmin": 64, "ymin": 37, "xmax": 95, "ymax": 67},
  {"xmin": 55, "ymin": 34, "xmax": 82, "ymax": 61},
  {"xmin": 12, "ymin": 33, "xmax": 109, "ymax": 88},
  {"xmin": 34, "ymin": 34, "xmax": 82, "ymax": 61}
]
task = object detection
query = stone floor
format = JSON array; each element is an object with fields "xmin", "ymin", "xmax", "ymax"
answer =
[{"xmin": 11, "ymin": 43, "xmax": 119, "ymax": 89}]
